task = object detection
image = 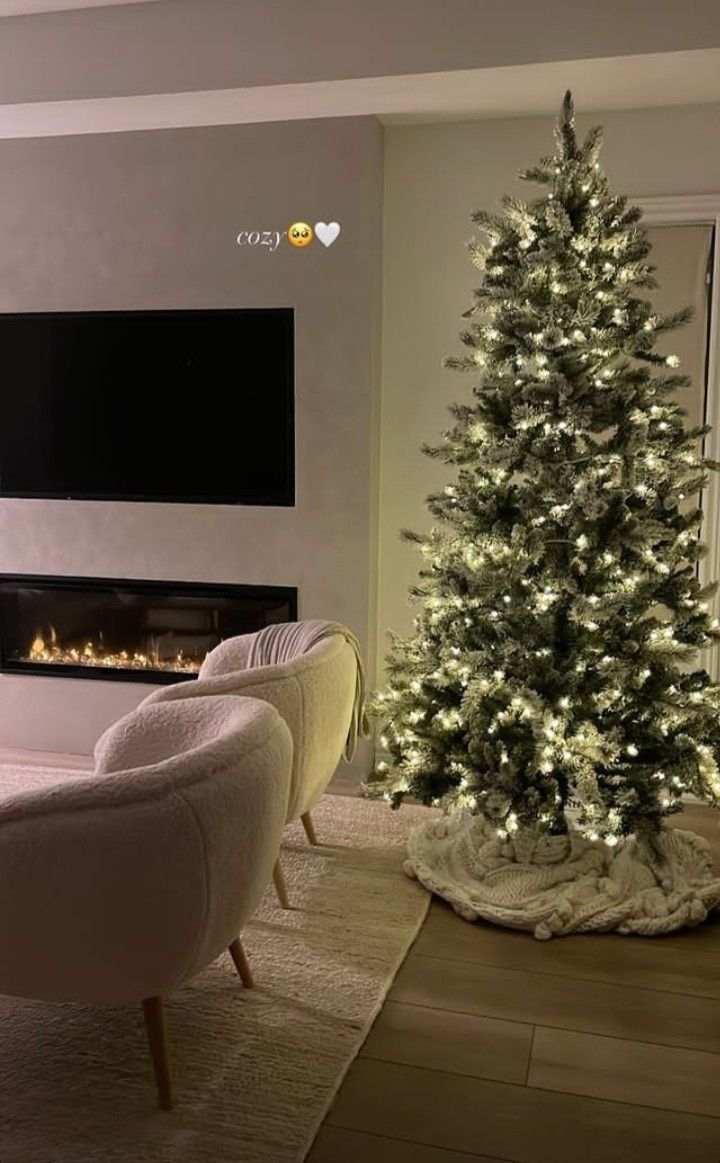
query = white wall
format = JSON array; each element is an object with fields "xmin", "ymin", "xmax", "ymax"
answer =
[
  {"xmin": 0, "ymin": 116, "xmax": 382, "ymax": 756},
  {"xmin": 378, "ymin": 102, "xmax": 720, "ymax": 678}
]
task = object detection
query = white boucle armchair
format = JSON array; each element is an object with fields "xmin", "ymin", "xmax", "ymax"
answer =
[
  {"xmin": 142, "ymin": 620, "xmax": 369, "ymax": 907},
  {"xmin": 0, "ymin": 694, "xmax": 292, "ymax": 1108}
]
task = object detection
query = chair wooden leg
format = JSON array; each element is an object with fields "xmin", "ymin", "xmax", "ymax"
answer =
[
  {"xmin": 228, "ymin": 936, "xmax": 254, "ymax": 988},
  {"xmin": 301, "ymin": 810, "xmax": 318, "ymax": 846},
  {"xmin": 273, "ymin": 857, "xmax": 290, "ymax": 909},
  {"xmin": 142, "ymin": 996, "xmax": 173, "ymax": 1110}
]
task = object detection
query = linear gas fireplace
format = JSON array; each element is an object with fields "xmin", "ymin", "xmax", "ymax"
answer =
[{"xmin": 0, "ymin": 575, "xmax": 297, "ymax": 685}]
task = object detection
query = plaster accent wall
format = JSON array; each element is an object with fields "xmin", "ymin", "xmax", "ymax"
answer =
[
  {"xmin": 378, "ymin": 102, "xmax": 720, "ymax": 680},
  {"xmin": 0, "ymin": 116, "xmax": 382, "ymax": 757}
]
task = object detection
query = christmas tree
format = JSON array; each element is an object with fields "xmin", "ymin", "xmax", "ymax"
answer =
[{"xmin": 374, "ymin": 93, "xmax": 720, "ymax": 878}]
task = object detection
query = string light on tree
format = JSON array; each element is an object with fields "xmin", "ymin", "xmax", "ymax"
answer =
[{"xmin": 369, "ymin": 92, "xmax": 720, "ymax": 937}]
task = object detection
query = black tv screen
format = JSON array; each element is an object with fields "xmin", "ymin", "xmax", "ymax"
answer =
[{"xmin": 0, "ymin": 308, "xmax": 294, "ymax": 505}]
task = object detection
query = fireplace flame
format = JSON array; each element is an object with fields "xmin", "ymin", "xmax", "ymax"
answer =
[
  {"xmin": 30, "ymin": 632, "xmax": 47, "ymax": 658},
  {"xmin": 23, "ymin": 625, "xmax": 201, "ymax": 674}
]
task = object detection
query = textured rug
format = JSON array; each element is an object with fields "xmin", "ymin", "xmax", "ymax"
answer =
[{"xmin": 0, "ymin": 777, "xmax": 431, "ymax": 1163}]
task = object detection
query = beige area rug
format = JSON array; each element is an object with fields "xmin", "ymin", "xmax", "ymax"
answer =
[{"xmin": 0, "ymin": 778, "xmax": 431, "ymax": 1163}]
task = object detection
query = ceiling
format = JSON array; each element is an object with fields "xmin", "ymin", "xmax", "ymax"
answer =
[
  {"xmin": 0, "ymin": 1, "xmax": 717, "ymax": 138},
  {"xmin": 0, "ymin": 0, "xmax": 160, "ymax": 13},
  {"xmin": 0, "ymin": 49, "xmax": 718, "ymax": 139},
  {"xmin": 382, "ymin": 49, "xmax": 720, "ymax": 124}
]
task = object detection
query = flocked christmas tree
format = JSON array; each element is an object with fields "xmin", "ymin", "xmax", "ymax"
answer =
[{"xmin": 374, "ymin": 93, "xmax": 720, "ymax": 876}]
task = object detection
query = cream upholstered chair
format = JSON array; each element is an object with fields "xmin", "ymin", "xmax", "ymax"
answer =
[
  {"xmin": 142, "ymin": 620, "xmax": 368, "ymax": 907},
  {"xmin": 0, "ymin": 694, "xmax": 292, "ymax": 1109}
]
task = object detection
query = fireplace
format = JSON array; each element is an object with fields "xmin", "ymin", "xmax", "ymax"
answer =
[{"xmin": 0, "ymin": 575, "xmax": 297, "ymax": 685}]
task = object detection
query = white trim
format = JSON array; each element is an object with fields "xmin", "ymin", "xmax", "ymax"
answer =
[
  {"xmin": 635, "ymin": 194, "xmax": 720, "ymax": 225},
  {"xmin": 637, "ymin": 194, "xmax": 720, "ymax": 678}
]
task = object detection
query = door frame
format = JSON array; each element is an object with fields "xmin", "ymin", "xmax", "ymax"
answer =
[{"xmin": 636, "ymin": 194, "xmax": 720, "ymax": 678}]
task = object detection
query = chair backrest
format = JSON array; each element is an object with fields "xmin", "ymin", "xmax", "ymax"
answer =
[
  {"xmin": 0, "ymin": 695, "xmax": 291, "ymax": 1006},
  {"xmin": 143, "ymin": 622, "xmax": 362, "ymax": 820}
]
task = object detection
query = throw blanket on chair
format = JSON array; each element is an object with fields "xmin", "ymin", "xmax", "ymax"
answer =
[{"xmin": 247, "ymin": 620, "xmax": 370, "ymax": 761}]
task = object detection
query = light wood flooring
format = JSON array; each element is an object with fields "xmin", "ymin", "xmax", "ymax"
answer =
[{"xmin": 308, "ymin": 802, "xmax": 720, "ymax": 1163}]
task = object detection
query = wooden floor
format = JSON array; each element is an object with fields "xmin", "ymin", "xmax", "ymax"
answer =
[{"xmin": 308, "ymin": 802, "xmax": 720, "ymax": 1163}]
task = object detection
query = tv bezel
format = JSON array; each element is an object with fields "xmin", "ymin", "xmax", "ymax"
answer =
[{"xmin": 0, "ymin": 307, "xmax": 295, "ymax": 507}]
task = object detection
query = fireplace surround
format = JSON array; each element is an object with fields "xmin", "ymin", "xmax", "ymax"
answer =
[{"xmin": 0, "ymin": 575, "xmax": 297, "ymax": 685}]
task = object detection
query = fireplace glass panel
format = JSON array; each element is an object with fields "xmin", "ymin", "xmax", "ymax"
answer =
[{"xmin": 0, "ymin": 576, "xmax": 297, "ymax": 684}]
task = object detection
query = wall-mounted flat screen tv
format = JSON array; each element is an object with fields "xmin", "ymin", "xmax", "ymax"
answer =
[{"xmin": 0, "ymin": 308, "xmax": 294, "ymax": 505}]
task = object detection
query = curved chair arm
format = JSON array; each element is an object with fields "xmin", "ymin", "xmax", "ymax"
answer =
[
  {"xmin": 2, "ymin": 697, "xmax": 292, "ymax": 1007},
  {"xmin": 135, "ymin": 659, "xmax": 299, "ymax": 712},
  {"xmin": 199, "ymin": 632, "xmax": 257, "ymax": 678},
  {"xmin": 0, "ymin": 774, "xmax": 207, "ymax": 1006},
  {"xmin": 140, "ymin": 636, "xmax": 358, "ymax": 823}
]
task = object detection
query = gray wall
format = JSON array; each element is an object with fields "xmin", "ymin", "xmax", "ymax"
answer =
[{"xmin": 0, "ymin": 116, "xmax": 382, "ymax": 757}]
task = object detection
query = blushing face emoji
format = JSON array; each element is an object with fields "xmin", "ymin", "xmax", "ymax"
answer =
[{"xmin": 287, "ymin": 221, "xmax": 314, "ymax": 248}]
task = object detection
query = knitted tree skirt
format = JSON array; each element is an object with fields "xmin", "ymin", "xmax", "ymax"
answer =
[{"xmin": 405, "ymin": 812, "xmax": 720, "ymax": 939}]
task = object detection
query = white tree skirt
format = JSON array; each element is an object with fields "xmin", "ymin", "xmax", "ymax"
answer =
[{"xmin": 405, "ymin": 812, "xmax": 720, "ymax": 938}]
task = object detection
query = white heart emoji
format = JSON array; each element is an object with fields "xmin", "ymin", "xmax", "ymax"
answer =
[{"xmin": 314, "ymin": 221, "xmax": 341, "ymax": 247}]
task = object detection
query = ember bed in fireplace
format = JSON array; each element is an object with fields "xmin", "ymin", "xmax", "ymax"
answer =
[{"xmin": 0, "ymin": 575, "xmax": 297, "ymax": 684}]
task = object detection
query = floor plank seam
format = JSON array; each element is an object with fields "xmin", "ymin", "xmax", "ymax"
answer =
[
  {"xmin": 353, "ymin": 1057, "xmax": 720, "ymax": 1119},
  {"xmin": 523, "ymin": 1025, "xmax": 536, "ymax": 1086},
  {"xmin": 416, "ymin": 939, "xmax": 720, "ymax": 972},
  {"xmin": 359, "ymin": 1052, "xmax": 528, "ymax": 1089},
  {"xmin": 521, "ymin": 1078, "xmax": 720, "ymax": 1121},
  {"xmin": 408, "ymin": 951, "xmax": 720, "ymax": 1003},
  {"xmin": 323, "ymin": 1121, "xmax": 525, "ymax": 1163},
  {"xmin": 529, "ymin": 1023, "xmax": 720, "ymax": 1057},
  {"xmin": 387, "ymin": 998, "xmax": 720, "ymax": 1056},
  {"xmin": 386, "ymin": 998, "xmax": 534, "ymax": 1032}
]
